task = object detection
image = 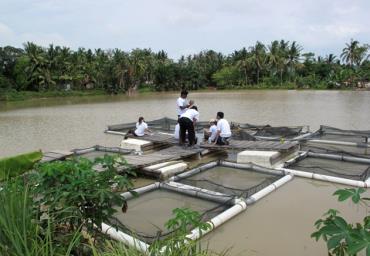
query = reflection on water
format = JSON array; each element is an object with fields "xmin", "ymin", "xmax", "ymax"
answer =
[{"xmin": 1, "ymin": 90, "xmax": 370, "ymax": 157}]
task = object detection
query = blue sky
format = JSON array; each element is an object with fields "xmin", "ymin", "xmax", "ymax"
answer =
[{"xmin": 0, "ymin": 0, "xmax": 369, "ymax": 59}]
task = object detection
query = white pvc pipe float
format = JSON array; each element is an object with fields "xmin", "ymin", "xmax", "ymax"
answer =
[
  {"xmin": 278, "ymin": 167, "xmax": 368, "ymax": 188},
  {"xmin": 105, "ymin": 130, "xmax": 127, "ymax": 136},
  {"xmin": 160, "ymin": 199, "xmax": 247, "ymax": 253},
  {"xmin": 161, "ymin": 181, "xmax": 234, "ymax": 204},
  {"xmin": 120, "ymin": 182, "xmax": 160, "ymax": 200},
  {"xmin": 219, "ymin": 161, "xmax": 284, "ymax": 176},
  {"xmin": 186, "ymin": 199, "xmax": 247, "ymax": 240},
  {"xmin": 283, "ymin": 151, "xmax": 308, "ymax": 166},
  {"xmin": 292, "ymin": 132, "xmax": 314, "ymax": 141},
  {"xmin": 308, "ymin": 139, "xmax": 370, "ymax": 148},
  {"xmin": 170, "ymin": 161, "xmax": 218, "ymax": 181},
  {"xmin": 245, "ymin": 174, "xmax": 293, "ymax": 204},
  {"xmin": 73, "ymin": 147, "xmax": 96, "ymax": 155},
  {"xmin": 101, "ymin": 223, "xmax": 149, "ymax": 253},
  {"xmin": 307, "ymin": 152, "xmax": 370, "ymax": 164}
]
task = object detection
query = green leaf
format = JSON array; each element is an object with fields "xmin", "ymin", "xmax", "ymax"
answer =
[
  {"xmin": 327, "ymin": 234, "xmax": 344, "ymax": 250},
  {"xmin": 347, "ymin": 241, "xmax": 368, "ymax": 255}
]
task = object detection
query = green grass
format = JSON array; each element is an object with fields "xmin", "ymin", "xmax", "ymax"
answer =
[
  {"xmin": 0, "ymin": 151, "xmax": 42, "ymax": 181},
  {"xmin": 0, "ymin": 89, "xmax": 106, "ymax": 101}
]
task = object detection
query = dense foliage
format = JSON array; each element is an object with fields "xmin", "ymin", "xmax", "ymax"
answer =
[
  {"xmin": 0, "ymin": 39, "xmax": 369, "ymax": 99},
  {"xmin": 312, "ymin": 188, "xmax": 370, "ymax": 255}
]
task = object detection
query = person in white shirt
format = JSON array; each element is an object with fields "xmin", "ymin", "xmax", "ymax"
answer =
[
  {"xmin": 178, "ymin": 106, "xmax": 199, "ymax": 146},
  {"xmin": 176, "ymin": 90, "xmax": 194, "ymax": 118},
  {"xmin": 126, "ymin": 117, "xmax": 152, "ymax": 137},
  {"xmin": 208, "ymin": 120, "xmax": 218, "ymax": 143},
  {"xmin": 204, "ymin": 119, "xmax": 218, "ymax": 143},
  {"xmin": 214, "ymin": 112, "xmax": 232, "ymax": 145}
]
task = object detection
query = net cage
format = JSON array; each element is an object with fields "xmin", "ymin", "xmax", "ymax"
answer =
[
  {"xmin": 230, "ymin": 122, "xmax": 307, "ymax": 140},
  {"xmin": 70, "ymin": 145, "xmax": 132, "ymax": 160},
  {"xmin": 107, "ymin": 117, "xmax": 209, "ymax": 133},
  {"xmin": 108, "ymin": 184, "xmax": 233, "ymax": 244},
  {"xmin": 308, "ymin": 125, "xmax": 370, "ymax": 144},
  {"xmin": 173, "ymin": 161, "xmax": 285, "ymax": 199},
  {"xmin": 284, "ymin": 152, "xmax": 370, "ymax": 181},
  {"xmin": 302, "ymin": 125, "xmax": 370, "ymax": 158}
]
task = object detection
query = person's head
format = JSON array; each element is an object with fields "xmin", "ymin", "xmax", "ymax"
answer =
[
  {"xmin": 209, "ymin": 119, "xmax": 217, "ymax": 125},
  {"xmin": 138, "ymin": 116, "xmax": 144, "ymax": 123},
  {"xmin": 216, "ymin": 112, "xmax": 224, "ymax": 120},
  {"xmin": 180, "ymin": 90, "xmax": 188, "ymax": 98},
  {"xmin": 190, "ymin": 105, "xmax": 198, "ymax": 111}
]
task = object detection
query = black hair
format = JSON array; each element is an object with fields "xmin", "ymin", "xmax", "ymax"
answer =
[
  {"xmin": 138, "ymin": 116, "xmax": 144, "ymax": 123},
  {"xmin": 191, "ymin": 105, "xmax": 198, "ymax": 111},
  {"xmin": 217, "ymin": 112, "xmax": 224, "ymax": 119},
  {"xmin": 180, "ymin": 90, "xmax": 188, "ymax": 96}
]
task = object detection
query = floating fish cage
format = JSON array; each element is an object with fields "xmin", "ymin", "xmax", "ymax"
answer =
[
  {"xmin": 102, "ymin": 160, "xmax": 294, "ymax": 252},
  {"xmin": 302, "ymin": 126, "xmax": 370, "ymax": 158},
  {"xmin": 280, "ymin": 151, "xmax": 370, "ymax": 187},
  {"xmin": 170, "ymin": 161, "xmax": 286, "ymax": 199},
  {"xmin": 107, "ymin": 117, "xmax": 209, "ymax": 134},
  {"xmin": 103, "ymin": 181, "xmax": 246, "ymax": 251},
  {"xmin": 230, "ymin": 122, "xmax": 310, "ymax": 141},
  {"xmin": 71, "ymin": 145, "xmax": 132, "ymax": 160}
]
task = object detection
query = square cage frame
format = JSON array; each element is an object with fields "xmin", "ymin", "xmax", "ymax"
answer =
[
  {"xmin": 101, "ymin": 160, "xmax": 293, "ymax": 253},
  {"xmin": 279, "ymin": 151, "xmax": 370, "ymax": 187}
]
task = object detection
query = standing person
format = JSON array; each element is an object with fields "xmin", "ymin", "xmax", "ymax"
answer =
[
  {"xmin": 214, "ymin": 112, "xmax": 232, "ymax": 145},
  {"xmin": 178, "ymin": 106, "xmax": 199, "ymax": 146},
  {"xmin": 176, "ymin": 90, "xmax": 194, "ymax": 118}
]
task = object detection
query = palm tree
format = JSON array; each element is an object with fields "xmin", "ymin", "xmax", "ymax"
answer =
[
  {"xmin": 286, "ymin": 41, "xmax": 302, "ymax": 81},
  {"xmin": 250, "ymin": 41, "xmax": 266, "ymax": 84},
  {"xmin": 341, "ymin": 39, "xmax": 359, "ymax": 67}
]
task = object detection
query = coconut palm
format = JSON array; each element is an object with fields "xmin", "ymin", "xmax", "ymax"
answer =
[
  {"xmin": 250, "ymin": 41, "xmax": 266, "ymax": 84},
  {"xmin": 341, "ymin": 39, "xmax": 359, "ymax": 67}
]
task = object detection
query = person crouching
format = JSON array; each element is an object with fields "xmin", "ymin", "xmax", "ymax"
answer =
[
  {"xmin": 214, "ymin": 112, "xmax": 231, "ymax": 145},
  {"xmin": 178, "ymin": 106, "xmax": 199, "ymax": 146}
]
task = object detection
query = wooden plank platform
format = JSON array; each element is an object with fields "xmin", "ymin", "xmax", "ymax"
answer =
[
  {"xmin": 123, "ymin": 146, "xmax": 203, "ymax": 168},
  {"xmin": 41, "ymin": 150, "xmax": 74, "ymax": 162},
  {"xmin": 126, "ymin": 132, "xmax": 178, "ymax": 144},
  {"xmin": 200, "ymin": 140, "xmax": 298, "ymax": 151}
]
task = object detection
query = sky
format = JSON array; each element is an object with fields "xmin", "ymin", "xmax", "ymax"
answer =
[{"xmin": 0, "ymin": 0, "xmax": 369, "ymax": 59}]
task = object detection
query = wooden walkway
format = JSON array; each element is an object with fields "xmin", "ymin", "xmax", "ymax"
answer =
[
  {"xmin": 41, "ymin": 150, "xmax": 74, "ymax": 162},
  {"xmin": 200, "ymin": 140, "xmax": 299, "ymax": 152},
  {"xmin": 126, "ymin": 132, "xmax": 178, "ymax": 144},
  {"xmin": 123, "ymin": 145, "xmax": 203, "ymax": 168}
]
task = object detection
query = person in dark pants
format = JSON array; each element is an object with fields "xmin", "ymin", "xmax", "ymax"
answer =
[{"xmin": 178, "ymin": 106, "xmax": 199, "ymax": 146}]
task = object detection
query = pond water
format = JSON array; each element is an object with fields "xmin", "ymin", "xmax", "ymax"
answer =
[
  {"xmin": 1, "ymin": 90, "xmax": 370, "ymax": 157},
  {"xmin": 1, "ymin": 90, "xmax": 369, "ymax": 255}
]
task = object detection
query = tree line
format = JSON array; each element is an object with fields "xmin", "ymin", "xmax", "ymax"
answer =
[{"xmin": 0, "ymin": 39, "xmax": 369, "ymax": 95}]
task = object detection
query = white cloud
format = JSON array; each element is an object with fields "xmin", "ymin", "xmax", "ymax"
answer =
[{"xmin": 0, "ymin": 0, "xmax": 369, "ymax": 58}]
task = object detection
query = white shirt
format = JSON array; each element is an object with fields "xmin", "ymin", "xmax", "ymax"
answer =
[
  {"xmin": 176, "ymin": 97, "xmax": 188, "ymax": 116},
  {"xmin": 134, "ymin": 122, "xmax": 148, "ymax": 136},
  {"xmin": 209, "ymin": 124, "xmax": 218, "ymax": 142},
  {"xmin": 217, "ymin": 119, "xmax": 231, "ymax": 138},
  {"xmin": 174, "ymin": 123, "xmax": 180, "ymax": 139},
  {"xmin": 180, "ymin": 109, "xmax": 199, "ymax": 122}
]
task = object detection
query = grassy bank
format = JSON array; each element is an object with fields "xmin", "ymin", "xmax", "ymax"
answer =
[
  {"xmin": 0, "ymin": 89, "xmax": 106, "ymax": 101},
  {"xmin": 1, "ymin": 83, "xmax": 364, "ymax": 102}
]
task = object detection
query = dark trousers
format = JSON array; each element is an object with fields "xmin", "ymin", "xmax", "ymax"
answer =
[
  {"xmin": 216, "ymin": 136, "xmax": 230, "ymax": 145},
  {"xmin": 179, "ymin": 117, "xmax": 195, "ymax": 146}
]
